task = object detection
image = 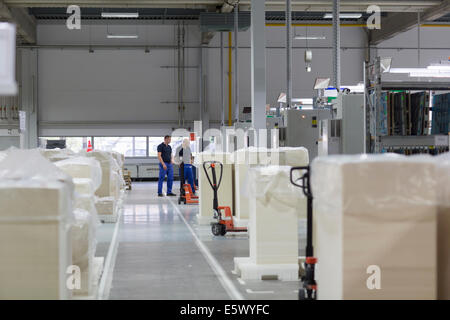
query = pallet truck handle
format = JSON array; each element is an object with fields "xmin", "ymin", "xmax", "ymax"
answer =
[
  {"xmin": 202, "ymin": 161, "xmax": 223, "ymax": 191},
  {"xmin": 290, "ymin": 166, "xmax": 312, "ymax": 199}
]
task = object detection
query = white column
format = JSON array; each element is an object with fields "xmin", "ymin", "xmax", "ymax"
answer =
[
  {"xmin": 250, "ymin": 0, "xmax": 266, "ymax": 132},
  {"xmin": 20, "ymin": 48, "xmax": 38, "ymax": 148}
]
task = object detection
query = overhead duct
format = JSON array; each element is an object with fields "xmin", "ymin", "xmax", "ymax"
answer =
[{"xmin": 199, "ymin": 11, "xmax": 250, "ymax": 32}]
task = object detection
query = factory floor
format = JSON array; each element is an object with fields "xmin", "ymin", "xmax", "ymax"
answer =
[{"xmin": 99, "ymin": 182, "xmax": 304, "ymax": 300}]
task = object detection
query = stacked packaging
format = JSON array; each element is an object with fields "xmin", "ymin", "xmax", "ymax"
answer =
[
  {"xmin": 311, "ymin": 154, "xmax": 438, "ymax": 299},
  {"xmin": 234, "ymin": 165, "xmax": 306, "ymax": 280},
  {"xmin": 0, "ymin": 149, "xmax": 75, "ymax": 299},
  {"xmin": 194, "ymin": 152, "xmax": 234, "ymax": 224},
  {"xmin": 436, "ymin": 153, "xmax": 450, "ymax": 299},
  {"xmin": 81, "ymin": 150, "xmax": 124, "ymax": 220},
  {"xmin": 54, "ymin": 156, "xmax": 102, "ymax": 295}
]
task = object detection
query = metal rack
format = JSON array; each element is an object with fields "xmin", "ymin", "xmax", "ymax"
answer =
[{"xmin": 364, "ymin": 57, "xmax": 450, "ymax": 154}]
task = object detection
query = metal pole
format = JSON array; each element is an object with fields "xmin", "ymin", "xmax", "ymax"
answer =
[
  {"xmin": 234, "ymin": 3, "xmax": 239, "ymax": 123},
  {"xmin": 228, "ymin": 32, "xmax": 232, "ymax": 127},
  {"xmin": 333, "ymin": 0, "xmax": 341, "ymax": 91},
  {"xmin": 286, "ymin": 0, "xmax": 292, "ymax": 108},
  {"xmin": 251, "ymin": 0, "xmax": 266, "ymax": 131},
  {"xmin": 220, "ymin": 32, "xmax": 225, "ymax": 127}
]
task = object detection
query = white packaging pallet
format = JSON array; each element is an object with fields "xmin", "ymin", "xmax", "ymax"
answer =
[
  {"xmin": 233, "ymin": 257, "xmax": 299, "ymax": 281},
  {"xmin": 72, "ymin": 257, "xmax": 104, "ymax": 300}
]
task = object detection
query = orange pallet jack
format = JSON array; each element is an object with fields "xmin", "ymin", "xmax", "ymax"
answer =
[
  {"xmin": 178, "ymin": 183, "xmax": 199, "ymax": 205},
  {"xmin": 203, "ymin": 161, "xmax": 247, "ymax": 236}
]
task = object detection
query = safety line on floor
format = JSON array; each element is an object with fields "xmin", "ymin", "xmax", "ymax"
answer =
[
  {"xmin": 97, "ymin": 208, "xmax": 122, "ymax": 300},
  {"xmin": 168, "ymin": 197, "xmax": 244, "ymax": 300}
]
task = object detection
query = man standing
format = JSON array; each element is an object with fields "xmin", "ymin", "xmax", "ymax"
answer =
[{"xmin": 157, "ymin": 135, "xmax": 176, "ymax": 197}]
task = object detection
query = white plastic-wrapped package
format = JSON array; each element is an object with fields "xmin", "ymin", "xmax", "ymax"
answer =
[
  {"xmin": 311, "ymin": 154, "xmax": 438, "ymax": 300},
  {"xmin": 111, "ymin": 151, "xmax": 125, "ymax": 169},
  {"xmin": 82, "ymin": 150, "xmax": 115, "ymax": 197},
  {"xmin": 245, "ymin": 166, "xmax": 305, "ymax": 265},
  {"xmin": 435, "ymin": 153, "xmax": 450, "ymax": 299},
  {"xmin": 74, "ymin": 194, "xmax": 98, "ymax": 217},
  {"xmin": 55, "ymin": 157, "xmax": 102, "ymax": 193},
  {"xmin": 0, "ymin": 149, "xmax": 74, "ymax": 299},
  {"xmin": 39, "ymin": 148, "xmax": 75, "ymax": 162},
  {"xmin": 95, "ymin": 196, "xmax": 116, "ymax": 216},
  {"xmin": 278, "ymin": 147, "xmax": 310, "ymax": 167},
  {"xmin": 73, "ymin": 178, "xmax": 95, "ymax": 195},
  {"xmin": 195, "ymin": 152, "xmax": 234, "ymax": 224},
  {"xmin": 111, "ymin": 171, "xmax": 122, "ymax": 199},
  {"xmin": 232, "ymin": 147, "xmax": 309, "ymax": 223},
  {"xmin": 71, "ymin": 209, "xmax": 99, "ymax": 295}
]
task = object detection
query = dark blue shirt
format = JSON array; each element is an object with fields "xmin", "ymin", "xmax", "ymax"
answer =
[{"xmin": 157, "ymin": 142, "xmax": 172, "ymax": 163}]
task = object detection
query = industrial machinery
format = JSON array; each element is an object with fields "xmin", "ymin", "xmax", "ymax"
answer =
[
  {"xmin": 318, "ymin": 94, "xmax": 365, "ymax": 156},
  {"xmin": 290, "ymin": 166, "xmax": 317, "ymax": 300},
  {"xmin": 281, "ymin": 108, "xmax": 332, "ymax": 159},
  {"xmin": 203, "ymin": 160, "xmax": 247, "ymax": 236}
]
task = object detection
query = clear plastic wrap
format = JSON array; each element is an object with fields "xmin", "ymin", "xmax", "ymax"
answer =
[
  {"xmin": 245, "ymin": 166, "xmax": 305, "ymax": 265},
  {"xmin": 244, "ymin": 165, "xmax": 305, "ymax": 203},
  {"xmin": 311, "ymin": 154, "xmax": 438, "ymax": 300},
  {"xmin": 0, "ymin": 149, "xmax": 75, "ymax": 223},
  {"xmin": 434, "ymin": 152, "xmax": 450, "ymax": 299},
  {"xmin": 54, "ymin": 156, "xmax": 102, "ymax": 192},
  {"xmin": 74, "ymin": 194, "xmax": 98, "ymax": 220},
  {"xmin": 311, "ymin": 153, "xmax": 438, "ymax": 217},
  {"xmin": 71, "ymin": 208, "xmax": 98, "ymax": 270},
  {"xmin": 81, "ymin": 150, "xmax": 115, "ymax": 197},
  {"xmin": 436, "ymin": 152, "xmax": 450, "ymax": 208},
  {"xmin": 38, "ymin": 148, "xmax": 75, "ymax": 162},
  {"xmin": 73, "ymin": 178, "xmax": 95, "ymax": 195}
]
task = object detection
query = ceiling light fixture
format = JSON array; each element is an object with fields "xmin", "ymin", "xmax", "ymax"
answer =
[
  {"xmin": 101, "ymin": 12, "xmax": 139, "ymax": 18},
  {"xmin": 323, "ymin": 13, "xmax": 362, "ymax": 19},
  {"xmin": 294, "ymin": 36, "xmax": 326, "ymax": 40},
  {"xmin": 107, "ymin": 34, "xmax": 138, "ymax": 39}
]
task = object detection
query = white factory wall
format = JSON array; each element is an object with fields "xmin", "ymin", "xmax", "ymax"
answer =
[{"xmin": 34, "ymin": 21, "xmax": 450, "ymax": 136}]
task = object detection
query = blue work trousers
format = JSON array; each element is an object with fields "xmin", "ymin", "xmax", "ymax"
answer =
[{"xmin": 158, "ymin": 162, "xmax": 173, "ymax": 194}]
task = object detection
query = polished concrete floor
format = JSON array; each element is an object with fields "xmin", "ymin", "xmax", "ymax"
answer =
[{"xmin": 105, "ymin": 182, "xmax": 304, "ymax": 300}]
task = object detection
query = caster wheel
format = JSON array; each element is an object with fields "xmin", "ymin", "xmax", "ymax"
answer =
[
  {"xmin": 178, "ymin": 199, "xmax": 181, "ymax": 205},
  {"xmin": 212, "ymin": 223, "xmax": 224, "ymax": 236},
  {"xmin": 220, "ymin": 224, "xmax": 227, "ymax": 236},
  {"xmin": 184, "ymin": 198, "xmax": 187, "ymax": 204}
]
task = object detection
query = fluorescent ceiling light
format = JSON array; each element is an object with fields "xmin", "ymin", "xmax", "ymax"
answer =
[
  {"xmin": 389, "ymin": 68, "xmax": 428, "ymax": 74},
  {"xmin": 409, "ymin": 72, "xmax": 450, "ymax": 78},
  {"xmin": 323, "ymin": 13, "xmax": 362, "ymax": 19},
  {"xmin": 292, "ymin": 98, "xmax": 313, "ymax": 105},
  {"xmin": 427, "ymin": 64, "xmax": 450, "ymax": 71},
  {"xmin": 107, "ymin": 34, "xmax": 138, "ymax": 39},
  {"xmin": 294, "ymin": 36, "xmax": 326, "ymax": 40},
  {"xmin": 102, "ymin": 12, "xmax": 139, "ymax": 18}
]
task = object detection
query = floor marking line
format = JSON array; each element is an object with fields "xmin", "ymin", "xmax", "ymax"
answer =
[
  {"xmin": 98, "ymin": 207, "xmax": 122, "ymax": 300},
  {"xmin": 168, "ymin": 197, "xmax": 244, "ymax": 301},
  {"xmin": 246, "ymin": 289, "xmax": 275, "ymax": 294}
]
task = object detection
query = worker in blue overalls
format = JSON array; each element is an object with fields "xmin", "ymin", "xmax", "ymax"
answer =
[
  {"xmin": 157, "ymin": 135, "xmax": 176, "ymax": 197},
  {"xmin": 179, "ymin": 138, "xmax": 195, "ymax": 195}
]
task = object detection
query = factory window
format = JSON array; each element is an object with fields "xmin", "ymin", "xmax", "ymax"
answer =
[
  {"xmin": 39, "ymin": 137, "xmax": 88, "ymax": 153},
  {"xmin": 148, "ymin": 136, "xmax": 184, "ymax": 157},
  {"xmin": 93, "ymin": 137, "xmax": 147, "ymax": 157}
]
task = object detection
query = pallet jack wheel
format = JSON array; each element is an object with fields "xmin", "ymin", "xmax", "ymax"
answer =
[
  {"xmin": 178, "ymin": 198, "xmax": 182, "ymax": 205},
  {"xmin": 212, "ymin": 223, "xmax": 226, "ymax": 236}
]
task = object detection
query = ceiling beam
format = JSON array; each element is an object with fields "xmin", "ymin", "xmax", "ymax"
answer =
[
  {"xmin": 4, "ymin": 0, "xmax": 442, "ymax": 12},
  {"xmin": 370, "ymin": 0, "xmax": 450, "ymax": 45},
  {"xmin": 0, "ymin": 0, "xmax": 36, "ymax": 43}
]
